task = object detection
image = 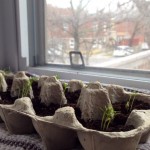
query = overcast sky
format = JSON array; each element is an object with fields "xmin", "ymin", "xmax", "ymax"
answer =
[{"xmin": 46, "ymin": 0, "xmax": 130, "ymax": 13}]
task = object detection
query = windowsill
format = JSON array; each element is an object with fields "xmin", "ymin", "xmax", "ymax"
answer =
[{"xmin": 28, "ymin": 66, "xmax": 150, "ymax": 91}]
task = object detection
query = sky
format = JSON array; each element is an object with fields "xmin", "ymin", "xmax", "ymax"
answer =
[{"xmin": 46, "ymin": 0, "xmax": 130, "ymax": 13}]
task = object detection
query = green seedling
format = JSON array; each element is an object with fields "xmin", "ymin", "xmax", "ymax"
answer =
[
  {"xmin": 29, "ymin": 76, "xmax": 38, "ymax": 84},
  {"xmin": 125, "ymin": 92, "xmax": 137, "ymax": 112},
  {"xmin": 21, "ymin": 80, "xmax": 31, "ymax": 97},
  {"xmin": 101, "ymin": 104, "xmax": 117, "ymax": 131},
  {"xmin": 62, "ymin": 82, "xmax": 68, "ymax": 92},
  {"xmin": 55, "ymin": 74, "xmax": 60, "ymax": 80},
  {"xmin": 18, "ymin": 77, "xmax": 38, "ymax": 98},
  {"xmin": 3, "ymin": 67, "xmax": 11, "ymax": 74}
]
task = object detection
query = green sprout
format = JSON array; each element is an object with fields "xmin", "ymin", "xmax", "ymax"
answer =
[
  {"xmin": 21, "ymin": 80, "xmax": 31, "ymax": 97},
  {"xmin": 55, "ymin": 74, "xmax": 60, "ymax": 80},
  {"xmin": 62, "ymin": 82, "xmax": 68, "ymax": 92},
  {"xmin": 18, "ymin": 77, "xmax": 38, "ymax": 98},
  {"xmin": 29, "ymin": 76, "xmax": 38, "ymax": 83},
  {"xmin": 101, "ymin": 104, "xmax": 117, "ymax": 131},
  {"xmin": 125, "ymin": 92, "xmax": 137, "ymax": 112},
  {"xmin": 3, "ymin": 67, "xmax": 11, "ymax": 74}
]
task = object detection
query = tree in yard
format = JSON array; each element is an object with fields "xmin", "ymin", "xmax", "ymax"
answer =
[
  {"xmin": 46, "ymin": 0, "xmax": 108, "ymax": 65},
  {"xmin": 132, "ymin": 0, "xmax": 150, "ymax": 47},
  {"xmin": 46, "ymin": 0, "xmax": 148, "ymax": 65},
  {"xmin": 115, "ymin": 0, "xmax": 145, "ymax": 47}
]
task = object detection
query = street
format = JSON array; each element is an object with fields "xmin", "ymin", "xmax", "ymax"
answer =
[{"xmin": 89, "ymin": 53, "xmax": 123, "ymax": 67}]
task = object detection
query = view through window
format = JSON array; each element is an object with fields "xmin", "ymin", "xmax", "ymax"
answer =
[{"xmin": 45, "ymin": 0, "xmax": 150, "ymax": 70}]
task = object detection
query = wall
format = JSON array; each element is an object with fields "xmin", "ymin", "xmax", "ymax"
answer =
[
  {"xmin": 0, "ymin": 0, "xmax": 22, "ymax": 71},
  {"xmin": 3, "ymin": 0, "xmax": 19, "ymax": 71},
  {"xmin": 0, "ymin": 2, "xmax": 5, "ymax": 68},
  {"xmin": 0, "ymin": 0, "xmax": 43, "ymax": 71}
]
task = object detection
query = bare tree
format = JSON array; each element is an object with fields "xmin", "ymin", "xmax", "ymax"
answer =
[
  {"xmin": 132, "ymin": 0, "xmax": 150, "ymax": 47},
  {"xmin": 46, "ymin": 0, "xmax": 148, "ymax": 65},
  {"xmin": 46, "ymin": 0, "xmax": 109, "ymax": 64}
]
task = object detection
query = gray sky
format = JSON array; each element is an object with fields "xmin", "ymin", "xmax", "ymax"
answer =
[{"xmin": 46, "ymin": 0, "xmax": 130, "ymax": 13}]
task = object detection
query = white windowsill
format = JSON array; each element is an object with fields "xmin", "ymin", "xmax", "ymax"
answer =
[{"xmin": 28, "ymin": 66, "xmax": 150, "ymax": 91}]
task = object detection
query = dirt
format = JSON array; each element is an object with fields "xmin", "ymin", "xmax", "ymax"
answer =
[
  {"xmin": 77, "ymin": 99, "xmax": 150, "ymax": 132},
  {"xmin": 64, "ymin": 88, "xmax": 81, "ymax": 104},
  {"xmin": 0, "ymin": 77, "xmax": 150, "ymax": 132},
  {"xmin": 0, "ymin": 77, "xmax": 16, "ymax": 105}
]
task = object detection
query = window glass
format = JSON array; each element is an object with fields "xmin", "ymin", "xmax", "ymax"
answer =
[{"xmin": 45, "ymin": 0, "xmax": 150, "ymax": 70}]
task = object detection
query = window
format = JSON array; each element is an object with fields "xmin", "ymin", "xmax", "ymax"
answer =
[
  {"xmin": 92, "ymin": 22, "xmax": 98, "ymax": 32},
  {"xmin": 45, "ymin": 0, "xmax": 150, "ymax": 70},
  {"xmin": 22, "ymin": 0, "xmax": 150, "ymax": 90},
  {"xmin": 69, "ymin": 39, "xmax": 74, "ymax": 49},
  {"xmin": 63, "ymin": 23, "xmax": 69, "ymax": 31}
]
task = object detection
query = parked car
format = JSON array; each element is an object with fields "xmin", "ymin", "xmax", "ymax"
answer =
[
  {"xmin": 141, "ymin": 42, "xmax": 149, "ymax": 50},
  {"xmin": 113, "ymin": 45, "xmax": 134, "ymax": 57}
]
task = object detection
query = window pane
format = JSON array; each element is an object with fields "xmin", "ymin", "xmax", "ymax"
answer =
[{"xmin": 45, "ymin": 0, "xmax": 150, "ymax": 70}]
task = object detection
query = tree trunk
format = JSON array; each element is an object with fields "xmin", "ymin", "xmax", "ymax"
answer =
[{"xmin": 73, "ymin": 28, "xmax": 80, "ymax": 64}]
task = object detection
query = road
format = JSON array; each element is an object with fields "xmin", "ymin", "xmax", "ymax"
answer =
[
  {"xmin": 47, "ymin": 53, "xmax": 125, "ymax": 66},
  {"xmin": 89, "ymin": 54, "xmax": 121, "ymax": 67},
  {"xmin": 47, "ymin": 50, "xmax": 150, "ymax": 68}
]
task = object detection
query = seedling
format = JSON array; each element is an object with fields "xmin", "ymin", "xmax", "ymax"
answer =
[
  {"xmin": 101, "ymin": 104, "xmax": 117, "ymax": 131},
  {"xmin": 125, "ymin": 92, "xmax": 137, "ymax": 112},
  {"xmin": 21, "ymin": 80, "xmax": 31, "ymax": 97},
  {"xmin": 18, "ymin": 77, "xmax": 37, "ymax": 98},
  {"xmin": 29, "ymin": 76, "xmax": 38, "ymax": 84},
  {"xmin": 3, "ymin": 67, "xmax": 11, "ymax": 74},
  {"xmin": 55, "ymin": 74, "xmax": 60, "ymax": 80},
  {"xmin": 62, "ymin": 82, "xmax": 68, "ymax": 92}
]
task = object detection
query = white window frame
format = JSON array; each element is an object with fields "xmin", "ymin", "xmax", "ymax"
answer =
[
  {"xmin": 28, "ymin": 65, "xmax": 150, "ymax": 91},
  {"xmin": 23, "ymin": 0, "xmax": 150, "ymax": 91}
]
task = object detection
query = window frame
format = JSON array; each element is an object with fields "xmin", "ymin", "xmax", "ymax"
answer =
[{"xmin": 26, "ymin": 0, "xmax": 150, "ymax": 91}]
